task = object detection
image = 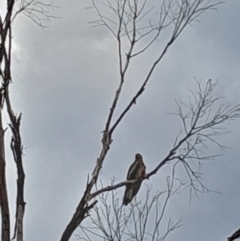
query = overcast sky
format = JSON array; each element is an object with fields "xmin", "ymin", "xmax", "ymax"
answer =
[{"xmin": 1, "ymin": 0, "xmax": 240, "ymax": 240}]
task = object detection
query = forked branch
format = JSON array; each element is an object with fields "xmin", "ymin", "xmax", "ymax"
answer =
[
  {"xmin": 61, "ymin": 1, "xmax": 225, "ymax": 240},
  {"xmin": 90, "ymin": 80, "xmax": 240, "ymax": 199},
  {"xmin": 0, "ymin": 1, "xmax": 56, "ymax": 240},
  {"xmin": 79, "ymin": 166, "xmax": 183, "ymax": 241}
]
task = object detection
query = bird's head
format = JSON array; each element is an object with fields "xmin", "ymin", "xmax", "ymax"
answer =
[{"xmin": 135, "ymin": 153, "xmax": 142, "ymax": 160}]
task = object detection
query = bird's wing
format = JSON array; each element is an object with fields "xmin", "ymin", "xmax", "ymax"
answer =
[
  {"xmin": 127, "ymin": 161, "xmax": 140, "ymax": 180},
  {"xmin": 123, "ymin": 183, "xmax": 134, "ymax": 205},
  {"xmin": 140, "ymin": 162, "xmax": 146, "ymax": 177},
  {"xmin": 132, "ymin": 180, "xmax": 142, "ymax": 197}
]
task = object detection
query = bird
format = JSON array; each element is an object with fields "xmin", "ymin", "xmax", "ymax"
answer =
[
  {"xmin": 228, "ymin": 228, "xmax": 240, "ymax": 241},
  {"xmin": 123, "ymin": 153, "xmax": 146, "ymax": 206}
]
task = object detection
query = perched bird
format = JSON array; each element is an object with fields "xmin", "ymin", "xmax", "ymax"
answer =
[
  {"xmin": 123, "ymin": 153, "xmax": 146, "ymax": 206},
  {"xmin": 228, "ymin": 228, "xmax": 240, "ymax": 241}
]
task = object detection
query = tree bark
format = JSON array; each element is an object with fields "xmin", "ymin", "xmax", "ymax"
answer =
[{"xmin": 0, "ymin": 110, "xmax": 10, "ymax": 241}]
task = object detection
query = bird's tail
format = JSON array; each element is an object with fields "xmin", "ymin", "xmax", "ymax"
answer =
[
  {"xmin": 123, "ymin": 189, "xmax": 133, "ymax": 206},
  {"xmin": 123, "ymin": 196, "xmax": 130, "ymax": 206}
]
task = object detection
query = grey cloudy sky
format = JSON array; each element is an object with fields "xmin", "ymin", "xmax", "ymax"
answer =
[{"xmin": 1, "ymin": 0, "xmax": 240, "ymax": 240}]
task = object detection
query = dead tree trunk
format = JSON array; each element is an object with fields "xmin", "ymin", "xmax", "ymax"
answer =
[{"xmin": 0, "ymin": 109, "xmax": 10, "ymax": 241}]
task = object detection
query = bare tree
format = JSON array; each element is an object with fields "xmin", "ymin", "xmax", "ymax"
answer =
[
  {"xmin": 0, "ymin": 2, "xmax": 23, "ymax": 240},
  {"xmin": 77, "ymin": 78, "xmax": 240, "ymax": 240},
  {"xmin": 78, "ymin": 79, "xmax": 240, "ymax": 241},
  {"xmin": 59, "ymin": 1, "xmax": 240, "ymax": 241},
  {"xmin": 78, "ymin": 166, "xmax": 183, "ymax": 241},
  {"xmin": 0, "ymin": 1, "xmax": 56, "ymax": 241},
  {"xmin": 1, "ymin": 1, "xmax": 240, "ymax": 241}
]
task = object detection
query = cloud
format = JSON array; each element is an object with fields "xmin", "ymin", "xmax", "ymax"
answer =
[{"xmin": 2, "ymin": 1, "xmax": 240, "ymax": 240}]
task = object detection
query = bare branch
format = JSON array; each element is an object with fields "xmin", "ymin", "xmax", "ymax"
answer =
[
  {"xmin": 228, "ymin": 227, "xmax": 240, "ymax": 241},
  {"xmin": 0, "ymin": 0, "xmax": 56, "ymax": 239},
  {"xmin": 60, "ymin": 2, "xmax": 229, "ymax": 240},
  {"xmin": 79, "ymin": 166, "xmax": 184, "ymax": 241},
  {"xmin": 12, "ymin": 0, "xmax": 60, "ymax": 28},
  {"xmin": 0, "ymin": 1, "xmax": 16, "ymax": 240},
  {"xmin": 89, "ymin": 80, "xmax": 240, "ymax": 200}
]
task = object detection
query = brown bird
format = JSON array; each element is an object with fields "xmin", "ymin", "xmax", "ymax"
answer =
[{"xmin": 123, "ymin": 153, "xmax": 146, "ymax": 206}]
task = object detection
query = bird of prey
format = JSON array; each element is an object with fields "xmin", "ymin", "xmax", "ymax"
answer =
[
  {"xmin": 123, "ymin": 153, "xmax": 146, "ymax": 206},
  {"xmin": 228, "ymin": 227, "xmax": 240, "ymax": 241}
]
